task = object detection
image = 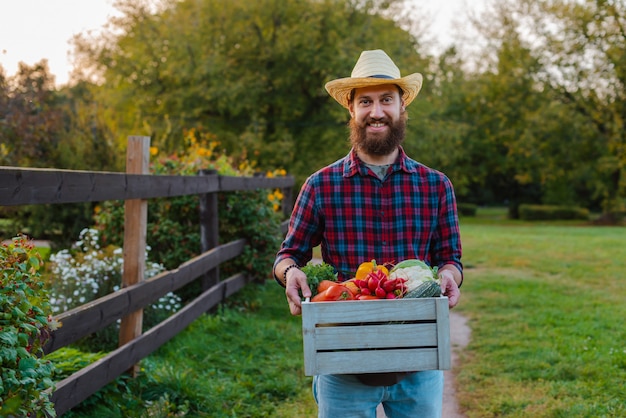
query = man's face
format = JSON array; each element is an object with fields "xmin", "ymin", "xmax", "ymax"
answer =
[{"xmin": 348, "ymin": 84, "xmax": 407, "ymax": 156}]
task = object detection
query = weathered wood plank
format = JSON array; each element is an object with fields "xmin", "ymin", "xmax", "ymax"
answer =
[
  {"xmin": 119, "ymin": 137, "xmax": 149, "ymax": 359},
  {"xmin": 0, "ymin": 167, "xmax": 293, "ymax": 205},
  {"xmin": 0, "ymin": 167, "xmax": 219, "ymax": 205},
  {"xmin": 199, "ymin": 170, "xmax": 219, "ymax": 291}
]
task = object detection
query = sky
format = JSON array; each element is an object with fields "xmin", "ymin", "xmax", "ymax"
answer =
[{"xmin": 0, "ymin": 0, "xmax": 481, "ymax": 87}]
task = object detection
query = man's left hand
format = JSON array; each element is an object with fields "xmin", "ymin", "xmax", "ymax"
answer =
[{"xmin": 438, "ymin": 269, "xmax": 460, "ymax": 308}]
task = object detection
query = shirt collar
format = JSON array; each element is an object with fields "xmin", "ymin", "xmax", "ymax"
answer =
[{"xmin": 343, "ymin": 146, "xmax": 418, "ymax": 178}]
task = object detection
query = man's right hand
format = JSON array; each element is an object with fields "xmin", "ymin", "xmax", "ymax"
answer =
[{"xmin": 285, "ymin": 268, "xmax": 311, "ymax": 316}]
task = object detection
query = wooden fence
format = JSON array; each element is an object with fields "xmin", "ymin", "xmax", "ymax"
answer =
[{"xmin": 0, "ymin": 137, "xmax": 295, "ymax": 415}]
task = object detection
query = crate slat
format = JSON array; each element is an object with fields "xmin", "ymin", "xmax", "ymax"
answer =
[
  {"xmin": 311, "ymin": 348, "xmax": 441, "ymax": 375},
  {"xmin": 314, "ymin": 323, "xmax": 438, "ymax": 350},
  {"xmin": 304, "ymin": 298, "xmax": 438, "ymax": 324}
]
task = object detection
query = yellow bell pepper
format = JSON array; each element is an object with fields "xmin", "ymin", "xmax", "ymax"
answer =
[{"xmin": 355, "ymin": 259, "xmax": 389, "ymax": 281}]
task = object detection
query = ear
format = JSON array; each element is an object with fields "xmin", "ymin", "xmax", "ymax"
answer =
[{"xmin": 348, "ymin": 102, "xmax": 355, "ymax": 118}]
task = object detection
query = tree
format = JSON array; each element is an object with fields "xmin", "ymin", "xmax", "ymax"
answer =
[
  {"xmin": 0, "ymin": 60, "xmax": 63, "ymax": 167},
  {"xmin": 467, "ymin": 0, "xmax": 626, "ymax": 215},
  {"xmin": 535, "ymin": 0, "xmax": 626, "ymax": 215},
  {"xmin": 0, "ymin": 62, "xmax": 117, "ymax": 244},
  {"xmin": 70, "ymin": 0, "xmax": 432, "ymax": 185}
]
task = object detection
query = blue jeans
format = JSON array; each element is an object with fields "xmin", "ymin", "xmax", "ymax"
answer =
[{"xmin": 312, "ymin": 371, "xmax": 443, "ymax": 418}]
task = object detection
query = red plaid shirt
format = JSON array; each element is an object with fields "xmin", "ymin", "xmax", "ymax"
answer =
[{"xmin": 276, "ymin": 147, "xmax": 462, "ymax": 280}]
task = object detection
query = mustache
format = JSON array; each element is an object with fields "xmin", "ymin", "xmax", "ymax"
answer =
[{"xmin": 364, "ymin": 116, "xmax": 390, "ymax": 125}]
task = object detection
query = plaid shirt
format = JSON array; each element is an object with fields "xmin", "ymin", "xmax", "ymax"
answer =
[{"xmin": 276, "ymin": 147, "xmax": 463, "ymax": 281}]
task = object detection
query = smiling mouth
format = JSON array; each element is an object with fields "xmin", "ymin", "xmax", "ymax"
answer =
[{"xmin": 369, "ymin": 122, "xmax": 386, "ymax": 128}]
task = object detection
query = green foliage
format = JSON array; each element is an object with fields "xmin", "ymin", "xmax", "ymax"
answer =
[
  {"xmin": 518, "ymin": 204, "xmax": 590, "ymax": 221},
  {"xmin": 93, "ymin": 130, "xmax": 283, "ymax": 290},
  {"xmin": 45, "ymin": 347, "xmax": 106, "ymax": 381},
  {"xmin": 0, "ymin": 218, "xmax": 12, "ymax": 240},
  {"xmin": 464, "ymin": 0, "xmax": 625, "ymax": 215},
  {"xmin": 0, "ymin": 60, "xmax": 117, "ymax": 247},
  {"xmin": 0, "ymin": 60, "xmax": 63, "ymax": 168},
  {"xmin": 8, "ymin": 203, "xmax": 96, "ymax": 249},
  {"xmin": 94, "ymin": 197, "xmax": 200, "ymax": 272},
  {"xmin": 300, "ymin": 262, "xmax": 338, "ymax": 296},
  {"xmin": 0, "ymin": 235, "xmax": 57, "ymax": 417},
  {"xmin": 71, "ymin": 0, "xmax": 429, "ymax": 185}
]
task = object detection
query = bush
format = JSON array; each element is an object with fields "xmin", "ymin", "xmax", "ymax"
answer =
[
  {"xmin": 45, "ymin": 228, "xmax": 181, "ymax": 352},
  {"xmin": 518, "ymin": 204, "xmax": 590, "ymax": 221},
  {"xmin": 0, "ymin": 235, "xmax": 58, "ymax": 417},
  {"xmin": 3, "ymin": 203, "xmax": 95, "ymax": 250},
  {"xmin": 457, "ymin": 203, "xmax": 478, "ymax": 217}
]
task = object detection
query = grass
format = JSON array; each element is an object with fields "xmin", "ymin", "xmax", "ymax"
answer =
[
  {"xmin": 455, "ymin": 210, "xmax": 626, "ymax": 417},
  {"xmin": 60, "ymin": 283, "xmax": 317, "ymax": 418},
  {"xmin": 56, "ymin": 207, "xmax": 625, "ymax": 417}
]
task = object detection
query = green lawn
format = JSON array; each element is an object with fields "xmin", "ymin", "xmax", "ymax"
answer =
[
  {"xmin": 58, "ymin": 208, "xmax": 626, "ymax": 417},
  {"xmin": 455, "ymin": 213, "xmax": 625, "ymax": 417}
]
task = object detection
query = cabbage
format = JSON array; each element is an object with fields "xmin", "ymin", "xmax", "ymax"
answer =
[{"xmin": 389, "ymin": 259, "xmax": 439, "ymax": 293}]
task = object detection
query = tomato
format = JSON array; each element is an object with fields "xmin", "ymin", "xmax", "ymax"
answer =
[{"xmin": 355, "ymin": 259, "xmax": 389, "ymax": 281}]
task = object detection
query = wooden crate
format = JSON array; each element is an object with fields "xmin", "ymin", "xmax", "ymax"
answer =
[{"xmin": 301, "ymin": 297, "xmax": 450, "ymax": 376}]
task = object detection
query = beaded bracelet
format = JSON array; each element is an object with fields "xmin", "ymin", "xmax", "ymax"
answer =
[{"xmin": 283, "ymin": 263, "xmax": 300, "ymax": 284}]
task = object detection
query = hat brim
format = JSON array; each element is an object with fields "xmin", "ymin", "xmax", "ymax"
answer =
[{"xmin": 325, "ymin": 73, "xmax": 423, "ymax": 109}]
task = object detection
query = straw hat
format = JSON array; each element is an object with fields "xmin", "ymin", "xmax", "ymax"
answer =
[{"xmin": 325, "ymin": 49, "xmax": 423, "ymax": 109}]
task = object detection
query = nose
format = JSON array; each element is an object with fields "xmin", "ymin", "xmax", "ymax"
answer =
[{"xmin": 370, "ymin": 101, "xmax": 384, "ymax": 119}]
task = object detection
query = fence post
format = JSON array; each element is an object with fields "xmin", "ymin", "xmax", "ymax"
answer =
[
  {"xmin": 119, "ymin": 136, "xmax": 150, "ymax": 376},
  {"xmin": 198, "ymin": 169, "xmax": 219, "ymax": 292},
  {"xmin": 282, "ymin": 182, "xmax": 294, "ymax": 218}
]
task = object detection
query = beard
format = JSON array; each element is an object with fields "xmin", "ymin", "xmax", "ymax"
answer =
[{"xmin": 349, "ymin": 111, "xmax": 408, "ymax": 156}]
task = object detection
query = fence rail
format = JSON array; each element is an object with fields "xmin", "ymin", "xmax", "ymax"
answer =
[
  {"xmin": 0, "ymin": 166, "xmax": 294, "ymax": 206},
  {"xmin": 0, "ymin": 137, "xmax": 294, "ymax": 415}
]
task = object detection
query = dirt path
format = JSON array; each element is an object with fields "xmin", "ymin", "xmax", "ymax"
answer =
[
  {"xmin": 442, "ymin": 311, "xmax": 470, "ymax": 417},
  {"xmin": 377, "ymin": 311, "xmax": 471, "ymax": 417}
]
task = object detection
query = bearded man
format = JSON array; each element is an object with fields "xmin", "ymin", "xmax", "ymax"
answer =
[{"xmin": 273, "ymin": 50, "xmax": 463, "ymax": 418}]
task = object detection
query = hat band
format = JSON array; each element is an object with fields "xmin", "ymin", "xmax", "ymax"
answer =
[{"xmin": 368, "ymin": 75, "xmax": 395, "ymax": 79}]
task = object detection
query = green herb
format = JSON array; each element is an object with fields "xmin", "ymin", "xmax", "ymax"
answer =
[{"xmin": 301, "ymin": 262, "xmax": 337, "ymax": 296}]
